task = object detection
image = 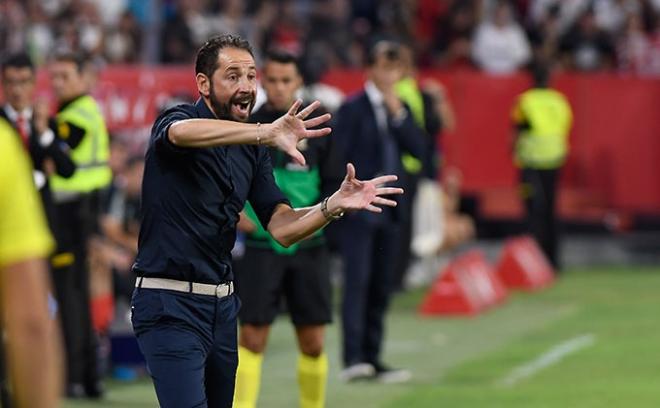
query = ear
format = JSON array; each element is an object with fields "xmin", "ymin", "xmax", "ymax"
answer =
[{"xmin": 196, "ymin": 73, "xmax": 210, "ymax": 97}]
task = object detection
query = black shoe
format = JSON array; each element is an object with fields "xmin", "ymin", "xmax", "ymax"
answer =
[
  {"xmin": 372, "ymin": 362, "xmax": 412, "ymax": 384},
  {"xmin": 84, "ymin": 380, "xmax": 104, "ymax": 399}
]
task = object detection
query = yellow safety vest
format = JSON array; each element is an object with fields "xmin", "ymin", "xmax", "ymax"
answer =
[
  {"xmin": 512, "ymin": 88, "xmax": 573, "ymax": 169},
  {"xmin": 50, "ymin": 95, "xmax": 112, "ymax": 194},
  {"xmin": 395, "ymin": 76, "xmax": 424, "ymax": 175}
]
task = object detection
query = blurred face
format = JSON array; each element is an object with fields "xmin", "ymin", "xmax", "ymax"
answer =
[
  {"xmin": 262, "ymin": 60, "xmax": 302, "ymax": 111},
  {"xmin": 49, "ymin": 60, "xmax": 86, "ymax": 103},
  {"xmin": 494, "ymin": 4, "xmax": 512, "ymax": 27},
  {"xmin": 198, "ymin": 47, "xmax": 257, "ymax": 122},
  {"xmin": 368, "ymin": 52, "xmax": 403, "ymax": 93},
  {"xmin": 2, "ymin": 66, "xmax": 35, "ymax": 111}
]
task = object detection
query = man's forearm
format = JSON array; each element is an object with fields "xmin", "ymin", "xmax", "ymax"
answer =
[
  {"xmin": 169, "ymin": 119, "xmax": 266, "ymax": 148},
  {"xmin": 267, "ymin": 196, "xmax": 343, "ymax": 247}
]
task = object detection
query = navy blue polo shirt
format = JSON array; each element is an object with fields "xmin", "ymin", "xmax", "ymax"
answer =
[{"xmin": 133, "ymin": 99, "xmax": 290, "ymax": 284}]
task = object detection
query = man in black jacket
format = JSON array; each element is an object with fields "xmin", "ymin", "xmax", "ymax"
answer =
[{"xmin": 0, "ymin": 52, "xmax": 76, "ymax": 229}]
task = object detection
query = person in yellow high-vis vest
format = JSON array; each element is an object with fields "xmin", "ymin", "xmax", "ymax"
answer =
[
  {"xmin": 0, "ymin": 117, "xmax": 63, "ymax": 408},
  {"xmin": 392, "ymin": 44, "xmax": 456, "ymax": 290},
  {"xmin": 48, "ymin": 51, "xmax": 111, "ymax": 399},
  {"xmin": 511, "ymin": 64, "xmax": 572, "ymax": 270}
]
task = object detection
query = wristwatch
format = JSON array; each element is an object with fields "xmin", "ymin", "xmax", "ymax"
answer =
[{"xmin": 321, "ymin": 196, "xmax": 344, "ymax": 222}]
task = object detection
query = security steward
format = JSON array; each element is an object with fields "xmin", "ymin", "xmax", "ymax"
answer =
[
  {"xmin": 233, "ymin": 51, "xmax": 343, "ymax": 408},
  {"xmin": 130, "ymin": 34, "xmax": 403, "ymax": 407},
  {"xmin": 511, "ymin": 64, "xmax": 572, "ymax": 270},
  {"xmin": 48, "ymin": 51, "xmax": 112, "ymax": 398}
]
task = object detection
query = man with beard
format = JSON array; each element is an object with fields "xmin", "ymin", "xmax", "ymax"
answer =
[{"xmin": 131, "ymin": 34, "xmax": 405, "ymax": 407}]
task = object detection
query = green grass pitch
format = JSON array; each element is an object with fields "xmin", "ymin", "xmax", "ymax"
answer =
[{"xmin": 64, "ymin": 266, "xmax": 660, "ymax": 407}]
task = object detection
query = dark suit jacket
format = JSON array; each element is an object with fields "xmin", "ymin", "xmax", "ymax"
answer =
[
  {"xmin": 0, "ymin": 106, "xmax": 76, "ymax": 227},
  {"xmin": 332, "ymin": 90, "xmax": 425, "ymax": 225},
  {"xmin": 0, "ymin": 107, "xmax": 76, "ymax": 184}
]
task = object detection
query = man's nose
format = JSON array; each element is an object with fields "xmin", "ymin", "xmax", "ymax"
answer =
[{"xmin": 237, "ymin": 76, "xmax": 253, "ymax": 90}]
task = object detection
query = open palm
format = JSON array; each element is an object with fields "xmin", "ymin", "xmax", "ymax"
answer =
[
  {"xmin": 270, "ymin": 99, "xmax": 331, "ymax": 166},
  {"xmin": 333, "ymin": 163, "xmax": 404, "ymax": 213}
]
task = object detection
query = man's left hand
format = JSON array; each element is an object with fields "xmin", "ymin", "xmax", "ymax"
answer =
[{"xmin": 327, "ymin": 163, "xmax": 404, "ymax": 214}]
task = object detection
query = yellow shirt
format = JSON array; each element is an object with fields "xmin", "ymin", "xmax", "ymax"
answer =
[{"xmin": 0, "ymin": 119, "xmax": 54, "ymax": 266}]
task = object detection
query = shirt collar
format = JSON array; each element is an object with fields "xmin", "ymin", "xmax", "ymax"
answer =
[
  {"xmin": 4, "ymin": 104, "xmax": 33, "ymax": 122},
  {"xmin": 195, "ymin": 98, "xmax": 218, "ymax": 119},
  {"xmin": 365, "ymin": 80, "xmax": 385, "ymax": 107}
]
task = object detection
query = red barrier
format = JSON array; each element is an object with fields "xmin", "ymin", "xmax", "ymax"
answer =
[
  {"xmin": 495, "ymin": 236, "xmax": 555, "ymax": 291},
  {"xmin": 7, "ymin": 66, "xmax": 659, "ymax": 215},
  {"xmin": 419, "ymin": 250, "xmax": 506, "ymax": 316},
  {"xmin": 323, "ymin": 69, "xmax": 660, "ymax": 215}
]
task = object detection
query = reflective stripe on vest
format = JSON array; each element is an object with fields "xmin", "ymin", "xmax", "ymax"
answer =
[{"xmin": 50, "ymin": 95, "xmax": 112, "ymax": 193}]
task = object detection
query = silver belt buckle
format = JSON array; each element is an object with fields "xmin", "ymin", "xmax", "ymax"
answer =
[{"xmin": 215, "ymin": 283, "xmax": 226, "ymax": 298}]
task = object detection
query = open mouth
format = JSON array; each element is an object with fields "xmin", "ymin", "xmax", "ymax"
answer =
[{"xmin": 231, "ymin": 99, "xmax": 252, "ymax": 117}]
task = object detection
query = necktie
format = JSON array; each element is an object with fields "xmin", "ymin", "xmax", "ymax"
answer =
[
  {"xmin": 376, "ymin": 102, "xmax": 398, "ymax": 176},
  {"xmin": 16, "ymin": 114, "xmax": 30, "ymax": 148}
]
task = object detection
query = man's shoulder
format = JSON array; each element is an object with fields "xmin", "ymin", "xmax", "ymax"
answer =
[{"xmin": 157, "ymin": 103, "xmax": 198, "ymax": 121}]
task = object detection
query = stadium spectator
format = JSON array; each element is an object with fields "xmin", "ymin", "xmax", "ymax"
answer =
[
  {"xmin": 130, "ymin": 33, "xmax": 402, "ymax": 406},
  {"xmin": 233, "ymin": 50, "xmax": 343, "ymax": 408},
  {"xmin": 511, "ymin": 64, "xmax": 573, "ymax": 270},
  {"xmin": 0, "ymin": 117, "xmax": 63, "ymax": 408},
  {"xmin": 48, "ymin": 50, "xmax": 112, "ymax": 398},
  {"xmin": 332, "ymin": 39, "xmax": 423, "ymax": 383},
  {"xmin": 558, "ymin": 7, "xmax": 616, "ymax": 71},
  {"xmin": 526, "ymin": 3, "xmax": 564, "ymax": 68},
  {"xmin": 472, "ymin": 0, "xmax": 532, "ymax": 74},
  {"xmin": 104, "ymin": 10, "xmax": 142, "ymax": 63},
  {"xmin": 431, "ymin": 1, "xmax": 479, "ymax": 68},
  {"xmin": 528, "ymin": 0, "xmax": 591, "ymax": 33},
  {"xmin": 617, "ymin": 11, "xmax": 655, "ymax": 73}
]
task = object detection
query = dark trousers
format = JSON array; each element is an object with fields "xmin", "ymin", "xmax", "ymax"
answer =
[
  {"xmin": 51, "ymin": 194, "xmax": 100, "ymax": 386},
  {"xmin": 131, "ymin": 288, "xmax": 240, "ymax": 408},
  {"xmin": 338, "ymin": 218, "xmax": 400, "ymax": 366},
  {"xmin": 392, "ymin": 173, "xmax": 419, "ymax": 290},
  {"xmin": 521, "ymin": 168, "xmax": 560, "ymax": 269}
]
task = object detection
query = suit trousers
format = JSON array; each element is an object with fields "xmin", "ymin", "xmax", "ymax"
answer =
[
  {"xmin": 338, "ymin": 217, "xmax": 400, "ymax": 366},
  {"xmin": 131, "ymin": 288, "xmax": 240, "ymax": 407}
]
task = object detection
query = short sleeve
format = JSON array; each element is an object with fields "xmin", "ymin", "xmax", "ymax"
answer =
[
  {"xmin": 247, "ymin": 146, "xmax": 290, "ymax": 229},
  {"xmin": 151, "ymin": 105, "xmax": 196, "ymax": 155},
  {"xmin": 0, "ymin": 122, "xmax": 54, "ymax": 266}
]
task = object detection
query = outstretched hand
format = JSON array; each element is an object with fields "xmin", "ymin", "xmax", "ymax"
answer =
[
  {"xmin": 327, "ymin": 163, "xmax": 404, "ymax": 215},
  {"xmin": 268, "ymin": 99, "xmax": 331, "ymax": 165}
]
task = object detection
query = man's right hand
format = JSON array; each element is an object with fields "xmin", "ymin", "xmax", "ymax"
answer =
[{"xmin": 264, "ymin": 99, "xmax": 331, "ymax": 166}]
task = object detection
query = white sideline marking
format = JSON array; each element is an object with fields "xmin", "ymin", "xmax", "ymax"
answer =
[{"xmin": 497, "ymin": 334, "xmax": 596, "ymax": 387}]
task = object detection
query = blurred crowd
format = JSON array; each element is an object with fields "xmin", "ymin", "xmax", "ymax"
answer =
[{"xmin": 2, "ymin": 0, "xmax": 660, "ymax": 75}]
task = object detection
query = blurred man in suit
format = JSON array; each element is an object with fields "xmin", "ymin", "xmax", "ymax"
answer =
[{"xmin": 332, "ymin": 40, "xmax": 424, "ymax": 383}]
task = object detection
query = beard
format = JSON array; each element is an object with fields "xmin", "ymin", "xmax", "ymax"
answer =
[{"xmin": 209, "ymin": 81, "xmax": 256, "ymax": 122}]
